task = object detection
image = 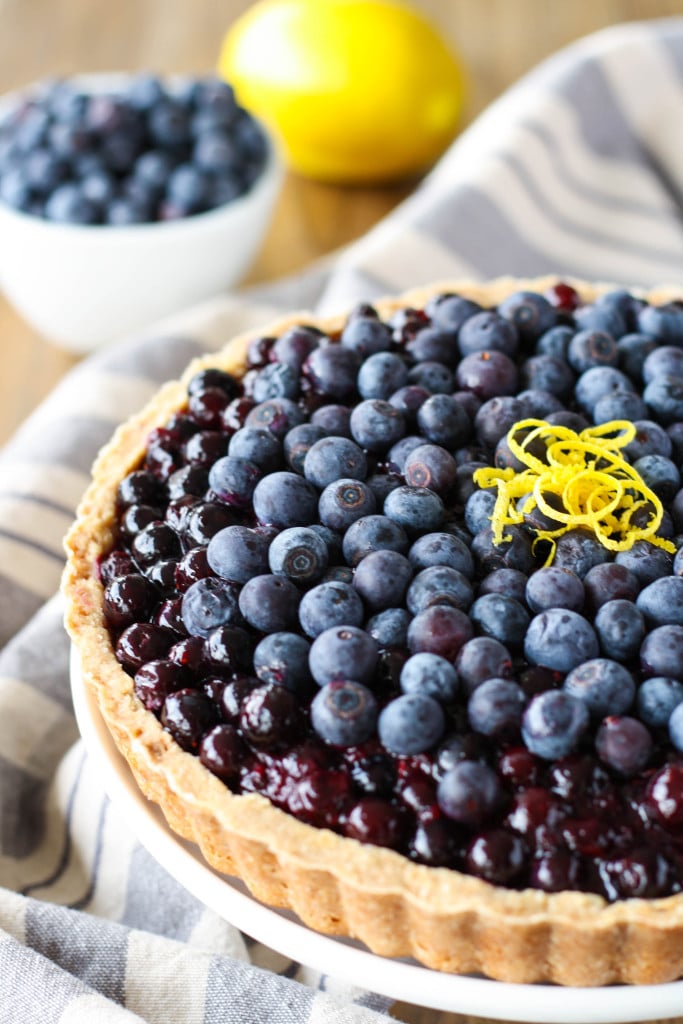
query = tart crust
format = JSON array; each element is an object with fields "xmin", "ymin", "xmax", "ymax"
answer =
[{"xmin": 63, "ymin": 276, "xmax": 683, "ymax": 986}]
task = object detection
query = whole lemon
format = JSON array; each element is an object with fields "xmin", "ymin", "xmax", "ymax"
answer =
[{"xmin": 219, "ymin": 0, "xmax": 465, "ymax": 183}]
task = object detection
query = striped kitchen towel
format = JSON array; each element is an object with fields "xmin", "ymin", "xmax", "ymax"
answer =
[{"xmin": 0, "ymin": 18, "xmax": 682, "ymax": 1024}]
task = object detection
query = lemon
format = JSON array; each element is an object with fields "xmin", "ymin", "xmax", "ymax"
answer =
[{"xmin": 218, "ymin": 0, "xmax": 465, "ymax": 183}]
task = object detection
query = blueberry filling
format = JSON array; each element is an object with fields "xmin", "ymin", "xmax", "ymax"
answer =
[{"xmin": 100, "ymin": 283, "xmax": 683, "ymax": 899}]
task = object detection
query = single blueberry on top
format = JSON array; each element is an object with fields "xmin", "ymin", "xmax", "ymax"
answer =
[{"xmin": 522, "ymin": 690, "xmax": 589, "ymax": 760}]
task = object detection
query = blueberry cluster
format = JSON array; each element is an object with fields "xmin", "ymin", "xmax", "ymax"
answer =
[
  {"xmin": 101, "ymin": 282, "xmax": 683, "ymax": 900},
  {"xmin": 0, "ymin": 75, "xmax": 267, "ymax": 224}
]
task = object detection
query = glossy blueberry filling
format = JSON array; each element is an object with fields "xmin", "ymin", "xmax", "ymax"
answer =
[{"xmin": 101, "ymin": 284, "xmax": 683, "ymax": 900}]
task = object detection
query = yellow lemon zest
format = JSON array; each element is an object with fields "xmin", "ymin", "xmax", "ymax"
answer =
[{"xmin": 472, "ymin": 419, "xmax": 676, "ymax": 565}]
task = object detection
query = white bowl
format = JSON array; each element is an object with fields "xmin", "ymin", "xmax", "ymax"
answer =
[{"xmin": 0, "ymin": 75, "xmax": 283, "ymax": 352}]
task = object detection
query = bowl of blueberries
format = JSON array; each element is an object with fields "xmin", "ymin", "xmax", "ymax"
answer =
[{"xmin": 0, "ymin": 73, "xmax": 282, "ymax": 351}]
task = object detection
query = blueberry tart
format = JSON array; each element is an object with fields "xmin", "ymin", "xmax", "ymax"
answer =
[{"xmin": 64, "ymin": 276, "xmax": 683, "ymax": 986}]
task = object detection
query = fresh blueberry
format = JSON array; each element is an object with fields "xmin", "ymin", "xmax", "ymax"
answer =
[
  {"xmin": 474, "ymin": 396, "xmax": 525, "ymax": 449},
  {"xmin": 319, "ymin": 478, "xmax": 376, "ymax": 531},
  {"xmin": 563, "ymin": 659, "xmax": 635, "ymax": 718},
  {"xmin": 238, "ymin": 574, "xmax": 300, "ymax": 632},
  {"xmin": 416, "ymin": 394, "xmax": 471, "ymax": 448},
  {"xmin": 268, "ymin": 526, "xmax": 329, "ymax": 584},
  {"xmin": 478, "ymin": 568, "xmax": 527, "ymax": 603},
  {"xmin": 357, "ymin": 352, "xmax": 408, "ymax": 400},
  {"xmin": 643, "ymin": 375, "xmax": 683, "ymax": 425},
  {"xmin": 406, "ymin": 565, "xmax": 473, "ymax": 615},
  {"xmin": 208, "ymin": 455, "xmax": 261, "ymax": 507},
  {"xmin": 404, "ymin": 444, "xmax": 457, "ymax": 494},
  {"xmin": 349, "ymin": 399, "xmax": 406, "ymax": 453},
  {"xmin": 298, "ymin": 581, "xmax": 364, "ymax": 638},
  {"xmin": 228, "ymin": 427, "xmax": 282, "ymax": 472},
  {"xmin": 342, "ymin": 514, "xmax": 409, "ymax": 567},
  {"xmin": 252, "ymin": 471, "xmax": 318, "ymax": 528},
  {"xmin": 637, "ymin": 676, "xmax": 683, "ymax": 728},
  {"xmin": 181, "ymin": 576, "xmax": 240, "ymax": 637},
  {"xmin": 617, "ymin": 332, "xmax": 658, "ymax": 381},
  {"xmin": 455, "ymin": 636, "xmax": 513, "ymax": 695},
  {"xmin": 430, "ymin": 294, "xmax": 481, "ymax": 332},
  {"xmin": 637, "ymin": 576, "xmax": 683, "ymax": 627},
  {"xmin": 522, "ymin": 690, "xmax": 589, "ymax": 760},
  {"xmin": 406, "ymin": 361, "xmax": 454, "ymax": 394},
  {"xmin": 310, "ymin": 403, "xmax": 352, "ymax": 438},
  {"xmin": 498, "ymin": 289, "xmax": 557, "ymax": 342},
  {"xmin": 366, "ymin": 607, "xmax": 412, "ymax": 649},
  {"xmin": 378, "ymin": 693, "xmax": 445, "ymax": 755},
  {"xmin": 253, "ymin": 632, "xmax": 313, "ymax": 694},
  {"xmin": 623, "ymin": 420, "xmax": 673, "ymax": 462},
  {"xmin": 471, "ymin": 525, "xmax": 535, "ymax": 575},
  {"xmin": 383, "ymin": 485, "xmax": 444, "ymax": 535},
  {"xmin": 353, "ymin": 550, "xmax": 414, "ymax": 610},
  {"xmin": 638, "ymin": 302, "xmax": 683, "ymax": 343},
  {"xmin": 458, "ymin": 312, "xmax": 518, "ymax": 358},
  {"xmin": 407, "ymin": 605, "xmax": 473, "ymax": 661},
  {"xmin": 407, "ymin": 326, "xmax": 459, "ymax": 366},
  {"xmin": 524, "ymin": 609, "xmax": 599, "ymax": 673},
  {"xmin": 341, "ymin": 315, "xmax": 392, "ymax": 357},
  {"xmin": 470, "ymin": 593, "xmax": 530, "ymax": 649},
  {"xmin": 400, "ymin": 652, "xmax": 459, "ymax": 703},
  {"xmin": 468, "ymin": 678, "xmax": 526, "ymax": 738},
  {"xmin": 552, "ymin": 529, "xmax": 611, "ymax": 577},
  {"xmin": 252, "ymin": 362, "xmax": 300, "ymax": 403},
  {"xmin": 567, "ymin": 330, "xmax": 618, "ymax": 373},
  {"xmin": 309, "ymin": 625, "xmax": 379, "ymax": 686},
  {"xmin": 641, "ymin": 624, "xmax": 683, "ymax": 680},
  {"xmin": 304, "ymin": 345, "xmax": 360, "ymax": 401},
  {"xmin": 386, "ymin": 435, "xmax": 424, "ymax": 474},
  {"xmin": 303, "ymin": 436, "xmax": 367, "ymax": 488},
  {"xmin": 464, "ymin": 489, "xmax": 497, "ymax": 536},
  {"xmin": 283, "ymin": 423, "xmax": 326, "ymax": 474},
  {"xmin": 615, "ymin": 541, "xmax": 673, "ymax": 586},
  {"xmin": 246, "ymin": 398, "xmax": 305, "ymax": 438},
  {"xmin": 536, "ymin": 325, "xmax": 573, "ymax": 359},
  {"xmin": 207, "ymin": 525, "xmax": 269, "ymax": 583},
  {"xmin": 520, "ymin": 355, "xmax": 574, "ymax": 399},
  {"xmin": 574, "ymin": 366, "xmax": 634, "ymax": 415},
  {"xmin": 311, "ymin": 680, "xmax": 378, "ymax": 747},
  {"xmin": 44, "ymin": 182, "xmax": 98, "ymax": 223},
  {"xmin": 593, "ymin": 390, "xmax": 647, "ymax": 424},
  {"xmin": 525, "ymin": 567, "xmax": 584, "ymax": 614},
  {"xmin": 632, "ymin": 455, "xmax": 680, "ymax": 503}
]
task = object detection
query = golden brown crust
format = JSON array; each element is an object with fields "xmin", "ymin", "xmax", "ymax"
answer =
[{"xmin": 63, "ymin": 276, "xmax": 683, "ymax": 986}]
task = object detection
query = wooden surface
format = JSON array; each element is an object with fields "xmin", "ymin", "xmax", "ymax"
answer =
[{"xmin": 2, "ymin": 2, "xmax": 683, "ymax": 1020}]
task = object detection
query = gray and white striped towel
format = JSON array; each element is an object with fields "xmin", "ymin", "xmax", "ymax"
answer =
[{"xmin": 1, "ymin": 19, "xmax": 682, "ymax": 1023}]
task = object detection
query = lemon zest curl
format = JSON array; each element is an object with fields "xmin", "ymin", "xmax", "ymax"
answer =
[{"xmin": 472, "ymin": 419, "xmax": 676, "ymax": 566}]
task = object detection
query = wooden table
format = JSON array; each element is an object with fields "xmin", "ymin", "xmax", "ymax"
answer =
[{"xmin": 1, "ymin": 2, "xmax": 682, "ymax": 1021}]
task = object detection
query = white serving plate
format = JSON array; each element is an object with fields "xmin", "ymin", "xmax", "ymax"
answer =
[{"xmin": 70, "ymin": 648, "xmax": 683, "ymax": 1022}]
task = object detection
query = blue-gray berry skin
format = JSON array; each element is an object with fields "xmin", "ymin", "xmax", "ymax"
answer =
[
  {"xmin": 349, "ymin": 399, "xmax": 406, "ymax": 453},
  {"xmin": 252, "ymin": 361, "xmax": 300, "ymax": 403},
  {"xmin": 311, "ymin": 680, "xmax": 378, "ymax": 747},
  {"xmin": 525, "ymin": 567, "xmax": 584, "ymax": 614},
  {"xmin": 298, "ymin": 581, "xmax": 364, "ymax": 638},
  {"xmin": 641, "ymin": 625, "xmax": 683, "ymax": 681},
  {"xmin": 357, "ymin": 352, "xmax": 409, "ymax": 400},
  {"xmin": 467, "ymin": 678, "xmax": 526, "ymax": 738},
  {"xmin": 308, "ymin": 625, "xmax": 379, "ymax": 687},
  {"xmin": 237, "ymin": 574, "xmax": 300, "ymax": 633},
  {"xmin": 406, "ymin": 565, "xmax": 473, "ymax": 615},
  {"xmin": 246, "ymin": 397, "xmax": 305, "ymax": 437},
  {"xmin": 417, "ymin": 394, "xmax": 471, "ymax": 448},
  {"xmin": 353, "ymin": 549, "xmax": 414, "ymax": 611},
  {"xmin": 637, "ymin": 677, "xmax": 683, "ymax": 728},
  {"xmin": 228, "ymin": 427, "xmax": 282, "ymax": 471},
  {"xmin": 524, "ymin": 609, "xmax": 599, "ymax": 674},
  {"xmin": 378, "ymin": 693, "xmax": 445, "ymax": 755},
  {"xmin": 207, "ymin": 525, "xmax": 269, "ymax": 583},
  {"xmin": 594, "ymin": 600, "xmax": 646, "ymax": 663},
  {"xmin": 615, "ymin": 541, "xmax": 673, "ymax": 586},
  {"xmin": 342, "ymin": 515, "xmax": 409, "ymax": 567},
  {"xmin": 253, "ymin": 632, "xmax": 312, "ymax": 695},
  {"xmin": 669, "ymin": 703, "xmax": 683, "ymax": 752},
  {"xmin": 633, "ymin": 455, "xmax": 680, "ymax": 503},
  {"xmin": 636, "ymin": 577, "xmax": 683, "ymax": 627},
  {"xmin": 366, "ymin": 608, "xmax": 412, "ymax": 649},
  {"xmin": 252, "ymin": 471, "xmax": 318, "ymax": 528},
  {"xmin": 318, "ymin": 478, "xmax": 377, "ymax": 531},
  {"xmin": 283, "ymin": 423, "xmax": 326, "ymax": 474},
  {"xmin": 268, "ymin": 526, "xmax": 328, "ymax": 585},
  {"xmin": 522, "ymin": 691, "xmax": 589, "ymax": 760},
  {"xmin": 384, "ymin": 485, "xmax": 445, "ymax": 535},
  {"xmin": 408, "ymin": 532, "xmax": 474, "ymax": 579},
  {"xmin": 208, "ymin": 455, "xmax": 261, "ymax": 507},
  {"xmin": 180, "ymin": 577, "xmax": 240, "ymax": 638},
  {"xmin": 303, "ymin": 436, "xmax": 367, "ymax": 488},
  {"xmin": 563, "ymin": 659, "xmax": 635, "ymax": 718},
  {"xmin": 470, "ymin": 593, "xmax": 529, "ymax": 650},
  {"xmin": 455, "ymin": 637, "xmax": 513, "ymax": 696},
  {"xmin": 400, "ymin": 652, "xmax": 459, "ymax": 703},
  {"xmin": 437, "ymin": 761, "xmax": 500, "ymax": 825}
]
